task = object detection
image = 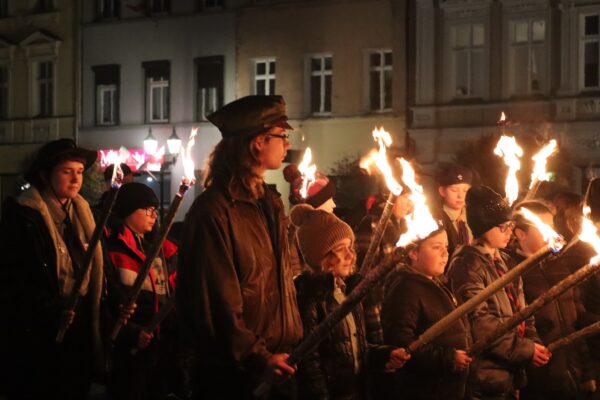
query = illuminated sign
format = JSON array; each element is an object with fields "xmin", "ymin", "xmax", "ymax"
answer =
[{"xmin": 98, "ymin": 148, "xmax": 165, "ymax": 172}]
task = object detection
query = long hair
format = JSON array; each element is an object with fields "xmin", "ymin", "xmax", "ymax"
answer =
[{"xmin": 204, "ymin": 133, "xmax": 266, "ymax": 199}]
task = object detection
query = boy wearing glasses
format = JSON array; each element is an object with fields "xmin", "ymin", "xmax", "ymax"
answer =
[
  {"xmin": 447, "ymin": 186, "xmax": 551, "ymax": 400},
  {"xmin": 104, "ymin": 182, "xmax": 180, "ymax": 399},
  {"xmin": 177, "ymin": 95, "xmax": 303, "ymax": 399}
]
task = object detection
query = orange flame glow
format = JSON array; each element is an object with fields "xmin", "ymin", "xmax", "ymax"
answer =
[
  {"xmin": 530, "ymin": 139, "xmax": 558, "ymax": 189},
  {"xmin": 298, "ymin": 147, "xmax": 317, "ymax": 199},
  {"xmin": 519, "ymin": 207, "xmax": 564, "ymax": 252},
  {"xmin": 396, "ymin": 158, "xmax": 439, "ymax": 247},
  {"xmin": 498, "ymin": 112, "xmax": 507, "ymax": 124},
  {"xmin": 494, "ymin": 136, "xmax": 523, "ymax": 206},
  {"xmin": 180, "ymin": 128, "xmax": 197, "ymax": 186},
  {"xmin": 580, "ymin": 207, "xmax": 600, "ymax": 265},
  {"xmin": 359, "ymin": 127, "xmax": 403, "ymax": 196}
]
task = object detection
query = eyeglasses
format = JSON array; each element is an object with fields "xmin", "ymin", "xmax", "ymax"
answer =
[
  {"xmin": 266, "ymin": 133, "xmax": 290, "ymax": 142},
  {"xmin": 144, "ymin": 207, "xmax": 158, "ymax": 217},
  {"xmin": 496, "ymin": 221, "xmax": 515, "ymax": 233}
]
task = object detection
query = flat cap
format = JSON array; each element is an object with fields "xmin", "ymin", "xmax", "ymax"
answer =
[{"xmin": 207, "ymin": 95, "xmax": 292, "ymax": 138}]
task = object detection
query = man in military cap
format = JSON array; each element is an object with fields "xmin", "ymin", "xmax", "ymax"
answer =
[
  {"xmin": 177, "ymin": 95, "xmax": 303, "ymax": 399},
  {"xmin": 434, "ymin": 163, "xmax": 474, "ymax": 261}
]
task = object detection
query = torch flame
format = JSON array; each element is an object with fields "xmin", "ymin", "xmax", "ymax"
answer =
[
  {"xmin": 359, "ymin": 127, "xmax": 403, "ymax": 196},
  {"xmin": 579, "ymin": 207, "xmax": 600, "ymax": 265},
  {"xmin": 396, "ymin": 158, "xmax": 439, "ymax": 247},
  {"xmin": 498, "ymin": 112, "xmax": 507, "ymax": 124},
  {"xmin": 519, "ymin": 207, "xmax": 564, "ymax": 253},
  {"xmin": 494, "ymin": 136, "xmax": 523, "ymax": 206},
  {"xmin": 110, "ymin": 146, "xmax": 130, "ymax": 189},
  {"xmin": 298, "ymin": 147, "xmax": 317, "ymax": 199},
  {"xmin": 180, "ymin": 128, "xmax": 197, "ymax": 187},
  {"xmin": 530, "ymin": 139, "xmax": 557, "ymax": 189}
]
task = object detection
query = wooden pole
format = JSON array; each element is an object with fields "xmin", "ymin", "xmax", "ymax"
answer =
[
  {"xmin": 357, "ymin": 192, "xmax": 397, "ymax": 275},
  {"xmin": 469, "ymin": 261, "xmax": 600, "ymax": 356}
]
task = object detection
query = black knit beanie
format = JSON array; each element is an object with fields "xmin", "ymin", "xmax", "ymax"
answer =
[
  {"xmin": 113, "ymin": 182, "xmax": 159, "ymax": 219},
  {"xmin": 466, "ymin": 186, "xmax": 513, "ymax": 238}
]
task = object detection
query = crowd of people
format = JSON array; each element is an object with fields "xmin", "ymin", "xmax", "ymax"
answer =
[{"xmin": 1, "ymin": 94, "xmax": 600, "ymax": 400}]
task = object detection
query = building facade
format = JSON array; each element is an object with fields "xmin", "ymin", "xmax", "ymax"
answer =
[
  {"xmin": 0, "ymin": 0, "xmax": 78, "ymax": 208},
  {"xmin": 237, "ymin": 0, "xmax": 409, "ymax": 209},
  {"xmin": 79, "ymin": 0, "xmax": 239, "ymax": 216},
  {"xmin": 410, "ymin": 0, "xmax": 600, "ymax": 193}
]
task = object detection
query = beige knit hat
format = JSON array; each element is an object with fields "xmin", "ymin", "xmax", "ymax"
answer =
[{"xmin": 290, "ymin": 204, "xmax": 355, "ymax": 268}]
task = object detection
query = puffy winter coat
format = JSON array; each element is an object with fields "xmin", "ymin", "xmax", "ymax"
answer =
[{"xmin": 382, "ymin": 268, "xmax": 471, "ymax": 400}]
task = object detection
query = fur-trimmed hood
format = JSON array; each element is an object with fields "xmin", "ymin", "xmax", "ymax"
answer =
[{"xmin": 16, "ymin": 187, "xmax": 105, "ymax": 370}]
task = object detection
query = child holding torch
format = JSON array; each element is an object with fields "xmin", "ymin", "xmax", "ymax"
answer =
[
  {"xmin": 105, "ymin": 182, "xmax": 179, "ymax": 400},
  {"xmin": 381, "ymin": 226, "xmax": 473, "ymax": 400},
  {"xmin": 0, "ymin": 139, "xmax": 103, "ymax": 398},
  {"xmin": 291, "ymin": 204, "xmax": 409, "ymax": 400},
  {"xmin": 447, "ymin": 186, "xmax": 551, "ymax": 399}
]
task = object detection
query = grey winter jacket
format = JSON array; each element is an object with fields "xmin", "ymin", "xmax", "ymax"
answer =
[{"xmin": 447, "ymin": 245, "xmax": 541, "ymax": 398}]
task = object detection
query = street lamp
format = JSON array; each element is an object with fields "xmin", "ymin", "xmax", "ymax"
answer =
[
  {"xmin": 143, "ymin": 126, "xmax": 158, "ymax": 155},
  {"xmin": 159, "ymin": 126, "xmax": 183, "ymax": 221},
  {"xmin": 167, "ymin": 126, "xmax": 182, "ymax": 157},
  {"xmin": 144, "ymin": 125, "xmax": 182, "ymax": 221}
]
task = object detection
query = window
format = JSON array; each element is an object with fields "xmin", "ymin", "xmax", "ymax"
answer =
[
  {"xmin": 450, "ymin": 23, "xmax": 485, "ymax": 98},
  {"xmin": 195, "ymin": 56, "xmax": 224, "ymax": 121},
  {"xmin": 98, "ymin": 86, "xmax": 116, "ymax": 125},
  {"xmin": 582, "ymin": 14, "xmax": 600, "ymax": 89},
  {"xmin": 150, "ymin": 0, "xmax": 170, "ymax": 14},
  {"xmin": 97, "ymin": 0, "xmax": 120, "ymax": 19},
  {"xmin": 0, "ymin": 0, "xmax": 8, "ymax": 18},
  {"xmin": 143, "ymin": 60, "xmax": 170, "ymax": 123},
  {"xmin": 36, "ymin": 61, "xmax": 53, "ymax": 117},
  {"xmin": 0, "ymin": 66, "xmax": 8, "ymax": 120},
  {"xmin": 369, "ymin": 50, "xmax": 392, "ymax": 111},
  {"xmin": 310, "ymin": 55, "xmax": 332, "ymax": 115},
  {"xmin": 510, "ymin": 20, "xmax": 546, "ymax": 95},
  {"xmin": 198, "ymin": 0, "xmax": 224, "ymax": 10},
  {"xmin": 254, "ymin": 59, "xmax": 276, "ymax": 95},
  {"xmin": 93, "ymin": 64, "xmax": 120, "ymax": 126},
  {"xmin": 35, "ymin": 0, "xmax": 54, "ymax": 12}
]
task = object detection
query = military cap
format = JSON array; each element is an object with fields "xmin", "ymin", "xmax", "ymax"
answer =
[{"xmin": 207, "ymin": 95, "xmax": 292, "ymax": 138}]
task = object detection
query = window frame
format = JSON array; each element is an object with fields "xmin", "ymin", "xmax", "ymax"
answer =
[
  {"xmin": 194, "ymin": 55, "xmax": 224, "ymax": 122},
  {"xmin": 149, "ymin": 0, "xmax": 170, "ymax": 14},
  {"xmin": 367, "ymin": 49, "xmax": 393, "ymax": 112},
  {"xmin": 35, "ymin": 60, "xmax": 54, "ymax": 118},
  {"xmin": 449, "ymin": 23, "xmax": 486, "ymax": 100},
  {"xmin": 97, "ymin": 0, "xmax": 120, "ymax": 19},
  {"xmin": 508, "ymin": 18, "xmax": 547, "ymax": 96},
  {"xmin": 0, "ymin": 0, "xmax": 9, "ymax": 18},
  {"xmin": 308, "ymin": 53, "xmax": 333, "ymax": 116},
  {"xmin": 147, "ymin": 77, "xmax": 169, "ymax": 123},
  {"xmin": 202, "ymin": 0, "xmax": 224, "ymax": 9},
  {"xmin": 97, "ymin": 84, "xmax": 117, "ymax": 126},
  {"xmin": 0, "ymin": 64, "xmax": 9, "ymax": 120},
  {"xmin": 580, "ymin": 12, "xmax": 600, "ymax": 91},
  {"xmin": 253, "ymin": 58, "xmax": 276, "ymax": 96}
]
